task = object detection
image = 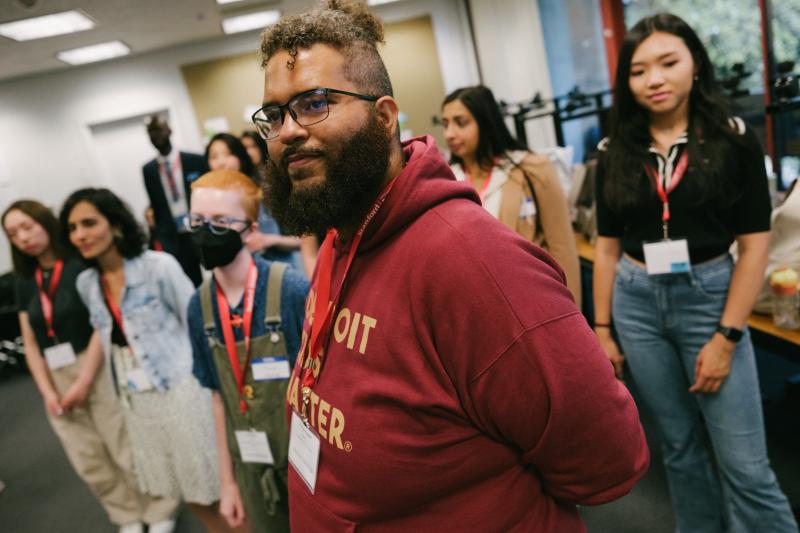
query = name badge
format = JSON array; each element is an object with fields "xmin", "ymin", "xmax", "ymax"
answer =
[
  {"xmin": 289, "ymin": 411, "xmax": 321, "ymax": 493},
  {"xmin": 251, "ymin": 357, "xmax": 291, "ymax": 381},
  {"xmin": 44, "ymin": 343, "xmax": 77, "ymax": 370},
  {"xmin": 235, "ymin": 430, "xmax": 274, "ymax": 464},
  {"xmin": 126, "ymin": 368, "xmax": 154, "ymax": 392},
  {"xmin": 519, "ymin": 197, "xmax": 537, "ymax": 219},
  {"xmin": 643, "ymin": 239, "xmax": 691, "ymax": 275}
]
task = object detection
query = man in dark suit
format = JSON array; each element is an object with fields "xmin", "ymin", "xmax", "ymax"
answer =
[{"xmin": 142, "ymin": 115, "xmax": 208, "ymax": 286}]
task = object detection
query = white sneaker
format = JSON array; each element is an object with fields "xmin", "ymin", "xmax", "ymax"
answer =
[
  {"xmin": 118, "ymin": 523, "xmax": 144, "ymax": 533},
  {"xmin": 148, "ymin": 518, "xmax": 176, "ymax": 533}
]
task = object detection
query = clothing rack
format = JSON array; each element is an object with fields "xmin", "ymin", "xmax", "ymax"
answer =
[
  {"xmin": 500, "ymin": 88, "xmax": 613, "ymax": 147},
  {"xmin": 766, "ymin": 96, "xmax": 800, "ymax": 115}
]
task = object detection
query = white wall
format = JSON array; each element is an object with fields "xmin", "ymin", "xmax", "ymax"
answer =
[
  {"xmin": 373, "ymin": 0, "xmax": 480, "ymax": 94},
  {"xmin": 469, "ymin": 0, "xmax": 558, "ymax": 150},
  {"xmin": 0, "ymin": 0, "xmax": 552, "ymax": 273},
  {"xmin": 0, "ymin": 30, "xmax": 269, "ymax": 273}
]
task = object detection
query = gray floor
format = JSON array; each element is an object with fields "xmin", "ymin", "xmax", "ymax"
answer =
[
  {"xmin": 1, "ymin": 368, "xmax": 797, "ymax": 533},
  {"xmin": 0, "ymin": 370, "xmax": 202, "ymax": 533}
]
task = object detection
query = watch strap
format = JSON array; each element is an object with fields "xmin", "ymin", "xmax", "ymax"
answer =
[{"xmin": 716, "ymin": 324, "xmax": 743, "ymax": 343}]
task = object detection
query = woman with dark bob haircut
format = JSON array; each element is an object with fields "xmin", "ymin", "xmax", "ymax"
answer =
[
  {"xmin": 240, "ymin": 130, "xmax": 269, "ymax": 177},
  {"xmin": 3, "ymin": 199, "xmax": 153, "ymax": 531},
  {"xmin": 441, "ymin": 85, "xmax": 581, "ymax": 305},
  {"xmin": 205, "ymin": 132, "xmax": 254, "ymax": 178},
  {"xmin": 593, "ymin": 13, "xmax": 797, "ymax": 532},
  {"xmin": 60, "ymin": 188, "xmax": 230, "ymax": 533}
]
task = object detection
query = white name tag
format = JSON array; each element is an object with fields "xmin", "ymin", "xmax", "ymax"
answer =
[
  {"xmin": 251, "ymin": 357, "xmax": 291, "ymax": 381},
  {"xmin": 519, "ymin": 197, "xmax": 537, "ymax": 219},
  {"xmin": 643, "ymin": 239, "xmax": 691, "ymax": 275},
  {"xmin": 235, "ymin": 430, "xmax": 274, "ymax": 464},
  {"xmin": 126, "ymin": 368, "xmax": 154, "ymax": 392},
  {"xmin": 289, "ymin": 411, "xmax": 320, "ymax": 493},
  {"xmin": 44, "ymin": 343, "xmax": 77, "ymax": 370}
]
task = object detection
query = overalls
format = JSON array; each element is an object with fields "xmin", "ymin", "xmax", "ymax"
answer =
[{"xmin": 200, "ymin": 262, "xmax": 290, "ymax": 532}]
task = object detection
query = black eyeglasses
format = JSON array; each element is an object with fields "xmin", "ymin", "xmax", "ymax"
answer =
[
  {"xmin": 187, "ymin": 214, "xmax": 250, "ymax": 235},
  {"xmin": 251, "ymin": 88, "xmax": 380, "ymax": 140}
]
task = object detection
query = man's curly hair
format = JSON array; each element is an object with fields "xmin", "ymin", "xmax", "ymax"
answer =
[{"xmin": 260, "ymin": 0, "xmax": 393, "ymax": 97}]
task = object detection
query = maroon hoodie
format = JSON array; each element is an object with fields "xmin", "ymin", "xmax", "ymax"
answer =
[{"xmin": 286, "ymin": 136, "xmax": 649, "ymax": 532}]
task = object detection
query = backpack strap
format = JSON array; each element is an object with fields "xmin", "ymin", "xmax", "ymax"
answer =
[
  {"xmin": 504, "ymin": 152, "xmax": 543, "ymax": 241},
  {"xmin": 264, "ymin": 261, "xmax": 287, "ymax": 332},
  {"xmin": 199, "ymin": 277, "xmax": 219, "ymax": 348}
]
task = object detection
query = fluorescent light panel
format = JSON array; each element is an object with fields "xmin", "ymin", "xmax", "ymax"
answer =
[
  {"xmin": 222, "ymin": 10, "xmax": 280, "ymax": 34},
  {"xmin": 217, "ymin": 0, "xmax": 246, "ymax": 4},
  {"xmin": 367, "ymin": 0, "xmax": 402, "ymax": 5},
  {"xmin": 57, "ymin": 40, "xmax": 130, "ymax": 65},
  {"xmin": 0, "ymin": 10, "xmax": 94, "ymax": 42}
]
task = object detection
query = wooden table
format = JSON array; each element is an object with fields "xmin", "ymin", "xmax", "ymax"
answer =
[{"xmin": 574, "ymin": 233, "xmax": 800, "ymax": 352}]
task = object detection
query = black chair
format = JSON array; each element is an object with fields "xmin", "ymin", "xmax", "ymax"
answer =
[{"xmin": 0, "ymin": 271, "xmax": 25, "ymax": 375}]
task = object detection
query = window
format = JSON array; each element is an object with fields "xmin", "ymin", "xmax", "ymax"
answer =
[
  {"xmin": 538, "ymin": 0, "xmax": 611, "ymax": 162},
  {"xmin": 769, "ymin": 0, "xmax": 800, "ymax": 188},
  {"xmin": 771, "ymin": 0, "xmax": 800, "ymax": 66},
  {"xmin": 623, "ymin": 0, "xmax": 763, "ymax": 94}
]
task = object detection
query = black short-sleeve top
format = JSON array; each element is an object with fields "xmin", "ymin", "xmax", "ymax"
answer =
[
  {"xmin": 595, "ymin": 118, "xmax": 771, "ymax": 263},
  {"xmin": 15, "ymin": 257, "xmax": 94, "ymax": 353}
]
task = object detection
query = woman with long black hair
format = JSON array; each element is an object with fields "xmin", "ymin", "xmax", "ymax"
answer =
[
  {"xmin": 442, "ymin": 85, "xmax": 581, "ymax": 305},
  {"xmin": 594, "ymin": 13, "xmax": 797, "ymax": 532}
]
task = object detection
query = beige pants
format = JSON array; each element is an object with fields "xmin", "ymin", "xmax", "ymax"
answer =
[{"xmin": 47, "ymin": 353, "xmax": 180, "ymax": 525}]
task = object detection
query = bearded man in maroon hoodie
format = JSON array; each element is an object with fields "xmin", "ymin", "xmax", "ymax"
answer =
[{"xmin": 253, "ymin": 1, "xmax": 649, "ymax": 531}]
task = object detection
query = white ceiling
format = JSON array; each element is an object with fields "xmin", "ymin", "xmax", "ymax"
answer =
[{"xmin": 0, "ymin": 0, "xmax": 283, "ymax": 82}]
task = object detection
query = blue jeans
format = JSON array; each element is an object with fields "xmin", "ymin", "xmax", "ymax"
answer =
[{"xmin": 613, "ymin": 255, "xmax": 797, "ymax": 533}]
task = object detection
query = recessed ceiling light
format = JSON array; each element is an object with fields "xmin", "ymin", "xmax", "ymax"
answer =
[
  {"xmin": 0, "ymin": 10, "xmax": 94, "ymax": 42},
  {"xmin": 57, "ymin": 40, "xmax": 131, "ymax": 65},
  {"xmin": 221, "ymin": 10, "xmax": 281, "ymax": 34}
]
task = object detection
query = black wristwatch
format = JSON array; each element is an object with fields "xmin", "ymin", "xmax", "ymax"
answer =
[{"xmin": 716, "ymin": 324, "xmax": 744, "ymax": 343}]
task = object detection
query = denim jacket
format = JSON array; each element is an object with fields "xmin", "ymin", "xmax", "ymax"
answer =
[{"xmin": 76, "ymin": 250, "xmax": 195, "ymax": 391}]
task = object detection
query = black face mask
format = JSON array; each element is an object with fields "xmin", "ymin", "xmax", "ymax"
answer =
[{"xmin": 190, "ymin": 226, "xmax": 244, "ymax": 269}]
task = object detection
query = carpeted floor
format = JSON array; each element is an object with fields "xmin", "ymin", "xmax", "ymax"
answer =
[
  {"xmin": 1, "ymin": 360, "xmax": 798, "ymax": 533},
  {"xmin": 0, "ymin": 370, "xmax": 202, "ymax": 533}
]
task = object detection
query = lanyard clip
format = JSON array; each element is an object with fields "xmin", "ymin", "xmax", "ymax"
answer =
[{"xmin": 301, "ymin": 386, "xmax": 311, "ymax": 427}]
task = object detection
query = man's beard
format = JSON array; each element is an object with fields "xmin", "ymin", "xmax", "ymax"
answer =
[{"xmin": 262, "ymin": 111, "xmax": 392, "ymax": 237}]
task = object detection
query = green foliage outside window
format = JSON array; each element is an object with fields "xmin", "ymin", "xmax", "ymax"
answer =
[{"xmin": 771, "ymin": 0, "xmax": 800, "ymax": 65}]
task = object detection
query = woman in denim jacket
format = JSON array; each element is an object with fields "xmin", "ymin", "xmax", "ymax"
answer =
[{"xmin": 61, "ymin": 188, "xmax": 229, "ymax": 533}]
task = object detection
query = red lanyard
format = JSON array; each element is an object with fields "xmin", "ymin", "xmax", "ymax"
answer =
[
  {"xmin": 35, "ymin": 260, "xmax": 64, "ymax": 339},
  {"xmin": 644, "ymin": 150, "xmax": 688, "ymax": 238},
  {"xmin": 466, "ymin": 165, "xmax": 494, "ymax": 202},
  {"xmin": 100, "ymin": 274, "xmax": 127, "ymax": 341},
  {"xmin": 297, "ymin": 177, "xmax": 399, "ymax": 423},
  {"xmin": 216, "ymin": 259, "xmax": 258, "ymax": 414}
]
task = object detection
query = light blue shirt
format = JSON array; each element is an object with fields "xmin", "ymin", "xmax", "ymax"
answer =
[{"xmin": 257, "ymin": 205, "xmax": 305, "ymax": 275}]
